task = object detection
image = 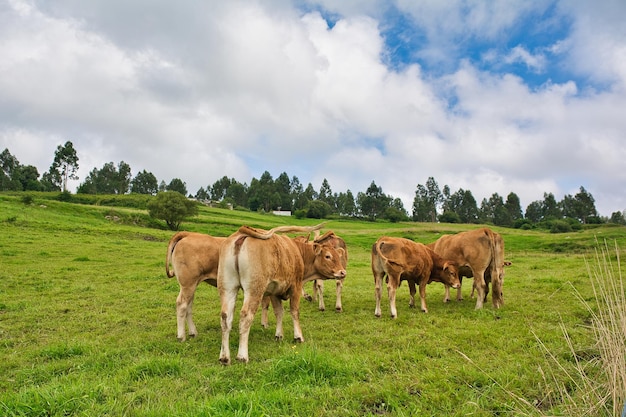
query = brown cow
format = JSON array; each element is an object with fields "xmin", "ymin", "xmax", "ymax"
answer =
[
  {"xmin": 260, "ymin": 230, "xmax": 348, "ymax": 328},
  {"xmin": 372, "ymin": 236, "xmax": 461, "ymax": 318},
  {"xmin": 427, "ymin": 228, "xmax": 505, "ymax": 310},
  {"xmin": 166, "ymin": 232, "xmax": 225, "ymax": 341},
  {"xmin": 304, "ymin": 231, "xmax": 348, "ymax": 312},
  {"xmin": 218, "ymin": 224, "xmax": 347, "ymax": 365}
]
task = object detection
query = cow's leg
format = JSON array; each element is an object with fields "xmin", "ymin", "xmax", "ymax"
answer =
[
  {"xmin": 236, "ymin": 289, "xmax": 264, "ymax": 363},
  {"xmin": 387, "ymin": 273, "xmax": 401, "ymax": 319},
  {"xmin": 261, "ymin": 296, "xmax": 270, "ymax": 329},
  {"xmin": 219, "ymin": 287, "xmax": 238, "ymax": 365},
  {"xmin": 419, "ymin": 280, "xmax": 428, "ymax": 313},
  {"xmin": 302, "ymin": 285, "xmax": 313, "ymax": 302},
  {"xmin": 473, "ymin": 271, "xmax": 487, "ymax": 310},
  {"xmin": 373, "ymin": 271, "xmax": 384, "ymax": 318},
  {"xmin": 269, "ymin": 296, "xmax": 284, "ymax": 340},
  {"xmin": 492, "ymin": 272, "xmax": 504, "ymax": 309},
  {"xmin": 315, "ymin": 280, "xmax": 325, "ymax": 311},
  {"xmin": 335, "ymin": 279, "xmax": 343, "ymax": 312},
  {"xmin": 176, "ymin": 285, "xmax": 197, "ymax": 341},
  {"xmin": 408, "ymin": 280, "xmax": 416, "ymax": 308},
  {"xmin": 289, "ymin": 289, "xmax": 304, "ymax": 342},
  {"xmin": 456, "ymin": 276, "xmax": 464, "ymax": 301},
  {"xmin": 443, "ymin": 284, "xmax": 451, "ymax": 303}
]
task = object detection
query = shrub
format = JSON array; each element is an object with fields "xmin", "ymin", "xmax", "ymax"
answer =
[
  {"xmin": 307, "ymin": 200, "xmax": 331, "ymax": 219},
  {"xmin": 20, "ymin": 194, "xmax": 34, "ymax": 205},
  {"xmin": 147, "ymin": 191, "xmax": 199, "ymax": 230},
  {"xmin": 550, "ymin": 220, "xmax": 573, "ymax": 233}
]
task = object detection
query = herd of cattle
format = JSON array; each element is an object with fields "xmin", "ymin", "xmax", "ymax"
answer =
[{"xmin": 165, "ymin": 224, "xmax": 508, "ymax": 365}]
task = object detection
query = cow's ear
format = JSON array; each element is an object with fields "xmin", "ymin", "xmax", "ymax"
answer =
[{"xmin": 312, "ymin": 243, "xmax": 323, "ymax": 255}]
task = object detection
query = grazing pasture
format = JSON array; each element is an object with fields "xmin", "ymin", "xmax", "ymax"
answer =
[{"xmin": 1, "ymin": 193, "xmax": 624, "ymax": 416}]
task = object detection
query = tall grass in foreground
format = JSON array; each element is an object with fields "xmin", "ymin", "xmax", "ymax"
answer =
[
  {"xmin": 459, "ymin": 240, "xmax": 626, "ymax": 416},
  {"xmin": 535, "ymin": 240, "xmax": 626, "ymax": 416}
]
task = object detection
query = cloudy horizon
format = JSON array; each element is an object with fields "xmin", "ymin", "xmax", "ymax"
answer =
[{"xmin": 2, "ymin": 0, "xmax": 625, "ymax": 217}]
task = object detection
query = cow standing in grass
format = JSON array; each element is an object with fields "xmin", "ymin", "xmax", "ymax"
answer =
[
  {"xmin": 427, "ymin": 227, "xmax": 506, "ymax": 309},
  {"xmin": 260, "ymin": 230, "xmax": 348, "ymax": 328},
  {"xmin": 166, "ymin": 232, "xmax": 225, "ymax": 341},
  {"xmin": 372, "ymin": 236, "xmax": 460, "ymax": 318},
  {"xmin": 218, "ymin": 224, "xmax": 347, "ymax": 365},
  {"xmin": 304, "ymin": 231, "xmax": 348, "ymax": 312}
]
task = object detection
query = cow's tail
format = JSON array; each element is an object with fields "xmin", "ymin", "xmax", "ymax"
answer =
[
  {"xmin": 165, "ymin": 232, "xmax": 190, "ymax": 278},
  {"xmin": 488, "ymin": 230, "xmax": 505, "ymax": 308},
  {"xmin": 238, "ymin": 222, "xmax": 327, "ymax": 240}
]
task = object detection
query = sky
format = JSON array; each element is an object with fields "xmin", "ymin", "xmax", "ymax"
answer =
[{"xmin": 1, "ymin": 0, "xmax": 626, "ymax": 217}]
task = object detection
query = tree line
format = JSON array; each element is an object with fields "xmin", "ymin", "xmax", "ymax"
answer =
[{"xmin": 2, "ymin": 142, "xmax": 625, "ymax": 228}]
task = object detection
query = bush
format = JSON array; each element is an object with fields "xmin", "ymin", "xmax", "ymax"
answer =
[
  {"xmin": 147, "ymin": 191, "xmax": 199, "ymax": 230},
  {"xmin": 306, "ymin": 200, "xmax": 331, "ymax": 219},
  {"xmin": 57, "ymin": 191, "xmax": 72, "ymax": 202},
  {"xmin": 439, "ymin": 211, "xmax": 461, "ymax": 223},
  {"xmin": 20, "ymin": 194, "xmax": 34, "ymax": 205},
  {"xmin": 550, "ymin": 220, "xmax": 573, "ymax": 233}
]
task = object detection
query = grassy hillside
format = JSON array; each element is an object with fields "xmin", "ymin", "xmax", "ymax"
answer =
[{"xmin": 1, "ymin": 193, "xmax": 624, "ymax": 416}]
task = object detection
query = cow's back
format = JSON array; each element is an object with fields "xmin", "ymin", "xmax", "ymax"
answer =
[
  {"xmin": 170, "ymin": 232, "xmax": 224, "ymax": 287},
  {"xmin": 374, "ymin": 237, "xmax": 433, "ymax": 279},
  {"xmin": 428, "ymin": 228, "xmax": 492, "ymax": 273},
  {"xmin": 219, "ymin": 232, "xmax": 304, "ymax": 295}
]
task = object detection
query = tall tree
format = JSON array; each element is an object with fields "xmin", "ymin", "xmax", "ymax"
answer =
[
  {"xmin": 357, "ymin": 181, "xmax": 391, "ymax": 221},
  {"xmin": 210, "ymin": 176, "xmax": 232, "ymax": 201},
  {"xmin": 19, "ymin": 165, "xmax": 42, "ymax": 191},
  {"xmin": 412, "ymin": 184, "xmax": 430, "ymax": 222},
  {"xmin": 504, "ymin": 192, "xmax": 523, "ymax": 223},
  {"xmin": 0, "ymin": 148, "xmax": 22, "ymax": 191},
  {"xmin": 573, "ymin": 186, "xmax": 598, "ymax": 224},
  {"xmin": 318, "ymin": 178, "xmax": 335, "ymax": 211},
  {"xmin": 131, "ymin": 170, "xmax": 158, "ymax": 195},
  {"xmin": 49, "ymin": 141, "xmax": 79, "ymax": 192},
  {"xmin": 77, "ymin": 161, "xmax": 131, "ymax": 194},
  {"xmin": 290, "ymin": 176, "xmax": 306, "ymax": 210},
  {"xmin": 275, "ymin": 172, "xmax": 292, "ymax": 211},
  {"xmin": 412, "ymin": 177, "xmax": 441, "ymax": 222},
  {"xmin": 224, "ymin": 180, "xmax": 248, "ymax": 208},
  {"xmin": 336, "ymin": 190, "xmax": 356, "ymax": 217},
  {"xmin": 525, "ymin": 200, "xmax": 543, "ymax": 223},
  {"xmin": 480, "ymin": 193, "xmax": 511, "ymax": 226},
  {"xmin": 542, "ymin": 192, "xmax": 561, "ymax": 220},
  {"xmin": 167, "ymin": 178, "xmax": 187, "ymax": 196},
  {"xmin": 247, "ymin": 171, "xmax": 277, "ymax": 212}
]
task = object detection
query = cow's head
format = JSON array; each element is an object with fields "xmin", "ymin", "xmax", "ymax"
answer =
[
  {"xmin": 312, "ymin": 243, "xmax": 347, "ymax": 280},
  {"xmin": 440, "ymin": 261, "xmax": 461, "ymax": 289}
]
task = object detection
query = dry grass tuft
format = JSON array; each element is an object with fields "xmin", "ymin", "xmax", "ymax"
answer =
[{"xmin": 535, "ymin": 239, "xmax": 626, "ymax": 416}]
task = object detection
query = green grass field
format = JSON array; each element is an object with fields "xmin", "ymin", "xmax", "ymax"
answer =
[{"xmin": 1, "ymin": 193, "xmax": 624, "ymax": 416}]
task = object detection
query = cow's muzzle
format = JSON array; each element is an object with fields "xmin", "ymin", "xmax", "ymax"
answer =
[{"xmin": 335, "ymin": 269, "xmax": 346, "ymax": 279}]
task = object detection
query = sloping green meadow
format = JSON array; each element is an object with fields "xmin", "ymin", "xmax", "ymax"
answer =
[{"xmin": 1, "ymin": 194, "xmax": 625, "ymax": 416}]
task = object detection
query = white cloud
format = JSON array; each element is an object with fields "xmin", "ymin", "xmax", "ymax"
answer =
[{"xmin": 1, "ymin": 0, "xmax": 626, "ymax": 217}]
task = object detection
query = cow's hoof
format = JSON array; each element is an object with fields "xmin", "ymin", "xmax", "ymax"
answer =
[
  {"xmin": 219, "ymin": 357, "xmax": 230, "ymax": 366},
  {"xmin": 390, "ymin": 314, "xmax": 397, "ymax": 319},
  {"xmin": 374, "ymin": 313, "xmax": 381, "ymax": 318},
  {"xmin": 236, "ymin": 356, "xmax": 249, "ymax": 363},
  {"xmin": 335, "ymin": 307, "xmax": 342, "ymax": 313},
  {"xmin": 177, "ymin": 337, "xmax": 185, "ymax": 342},
  {"xmin": 443, "ymin": 298, "xmax": 450, "ymax": 303},
  {"xmin": 421, "ymin": 309, "xmax": 428, "ymax": 313},
  {"xmin": 304, "ymin": 294, "xmax": 313, "ymax": 302},
  {"xmin": 409, "ymin": 304, "xmax": 415, "ymax": 308},
  {"xmin": 319, "ymin": 307, "xmax": 325, "ymax": 312},
  {"xmin": 275, "ymin": 335, "xmax": 283, "ymax": 341},
  {"xmin": 293, "ymin": 337, "xmax": 303, "ymax": 343},
  {"xmin": 189, "ymin": 333, "xmax": 196, "ymax": 338}
]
